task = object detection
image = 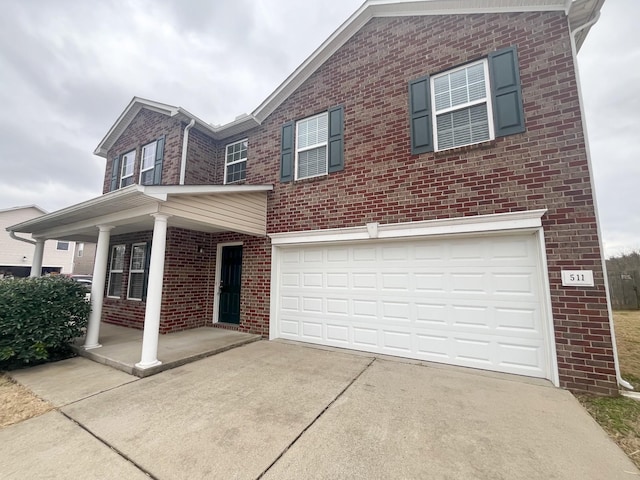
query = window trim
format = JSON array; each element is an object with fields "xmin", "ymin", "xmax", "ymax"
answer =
[
  {"xmin": 139, "ymin": 142, "xmax": 157, "ymax": 185},
  {"xmin": 107, "ymin": 244, "xmax": 126, "ymax": 299},
  {"xmin": 294, "ymin": 111, "xmax": 329, "ymax": 181},
  {"xmin": 430, "ymin": 58, "xmax": 495, "ymax": 152},
  {"xmin": 120, "ymin": 150, "xmax": 136, "ymax": 188},
  {"xmin": 224, "ymin": 139, "xmax": 248, "ymax": 185},
  {"xmin": 127, "ymin": 243, "xmax": 147, "ymax": 301}
]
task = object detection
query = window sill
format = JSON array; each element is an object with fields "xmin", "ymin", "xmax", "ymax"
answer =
[
  {"xmin": 293, "ymin": 173, "xmax": 329, "ymax": 185},
  {"xmin": 434, "ymin": 139, "xmax": 496, "ymax": 157}
]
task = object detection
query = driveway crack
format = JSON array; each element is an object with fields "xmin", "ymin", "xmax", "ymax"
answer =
[
  {"xmin": 59, "ymin": 411, "xmax": 159, "ymax": 480},
  {"xmin": 255, "ymin": 357, "xmax": 376, "ymax": 479}
]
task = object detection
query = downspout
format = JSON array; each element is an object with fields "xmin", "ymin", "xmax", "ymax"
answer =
[
  {"xmin": 179, "ymin": 119, "xmax": 196, "ymax": 185},
  {"xmin": 569, "ymin": 12, "xmax": 633, "ymax": 391},
  {"xmin": 9, "ymin": 230, "xmax": 36, "ymax": 245}
]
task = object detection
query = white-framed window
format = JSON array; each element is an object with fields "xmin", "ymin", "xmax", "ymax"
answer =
[
  {"xmin": 56, "ymin": 241, "xmax": 69, "ymax": 251},
  {"xmin": 107, "ymin": 244, "xmax": 126, "ymax": 298},
  {"xmin": 120, "ymin": 150, "xmax": 136, "ymax": 187},
  {"xmin": 295, "ymin": 112, "xmax": 328, "ymax": 180},
  {"xmin": 224, "ymin": 139, "xmax": 248, "ymax": 184},
  {"xmin": 139, "ymin": 142, "xmax": 157, "ymax": 185},
  {"xmin": 431, "ymin": 59, "xmax": 494, "ymax": 151},
  {"xmin": 127, "ymin": 243, "xmax": 147, "ymax": 300},
  {"xmin": 77, "ymin": 242, "xmax": 84, "ymax": 257}
]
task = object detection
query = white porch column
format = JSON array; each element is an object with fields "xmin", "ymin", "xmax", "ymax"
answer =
[
  {"xmin": 136, "ymin": 213, "xmax": 170, "ymax": 369},
  {"xmin": 84, "ymin": 225, "xmax": 113, "ymax": 349},
  {"xmin": 29, "ymin": 239, "xmax": 45, "ymax": 277}
]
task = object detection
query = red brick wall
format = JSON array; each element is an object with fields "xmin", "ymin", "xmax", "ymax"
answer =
[
  {"xmin": 236, "ymin": 12, "xmax": 616, "ymax": 394},
  {"xmin": 184, "ymin": 128, "xmax": 221, "ymax": 185},
  {"xmin": 104, "ymin": 109, "xmax": 184, "ymax": 192}
]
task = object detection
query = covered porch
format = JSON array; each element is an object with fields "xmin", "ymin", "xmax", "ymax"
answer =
[
  {"xmin": 8, "ymin": 184, "xmax": 272, "ymax": 371},
  {"xmin": 72, "ymin": 322, "xmax": 261, "ymax": 377}
]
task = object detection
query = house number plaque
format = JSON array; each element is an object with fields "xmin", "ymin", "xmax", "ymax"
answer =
[{"xmin": 561, "ymin": 270, "xmax": 594, "ymax": 287}]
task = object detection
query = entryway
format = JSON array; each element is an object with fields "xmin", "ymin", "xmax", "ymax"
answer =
[{"xmin": 216, "ymin": 243, "xmax": 243, "ymax": 324}]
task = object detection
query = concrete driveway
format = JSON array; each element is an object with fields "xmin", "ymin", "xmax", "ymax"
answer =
[{"xmin": 3, "ymin": 340, "xmax": 639, "ymax": 479}]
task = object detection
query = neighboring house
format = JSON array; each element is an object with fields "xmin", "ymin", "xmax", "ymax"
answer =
[
  {"xmin": 8, "ymin": 0, "xmax": 618, "ymax": 394},
  {"xmin": 0, "ymin": 205, "xmax": 75, "ymax": 277},
  {"xmin": 72, "ymin": 241, "xmax": 97, "ymax": 275}
]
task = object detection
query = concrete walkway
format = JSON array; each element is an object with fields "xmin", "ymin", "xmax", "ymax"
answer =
[{"xmin": 3, "ymin": 341, "xmax": 639, "ymax": 479}]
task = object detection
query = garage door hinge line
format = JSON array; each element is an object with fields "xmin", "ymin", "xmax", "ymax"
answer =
[
  {"xmin": 59, "ymin": 411, "xmax": 160, "ymax": 480},
  {"xmin": 255, "ymin": 357, "xmax": 376, "ymax": 480}
]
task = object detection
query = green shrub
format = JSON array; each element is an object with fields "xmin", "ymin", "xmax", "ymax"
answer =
[{"xmin": 0, "ymin": 276, "xmax": 91, "ymax": 369}]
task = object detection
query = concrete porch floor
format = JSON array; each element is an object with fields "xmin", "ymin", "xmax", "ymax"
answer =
[{"xmin": 72, "ymin": 322, "xmax": 262, "ymax": 377}]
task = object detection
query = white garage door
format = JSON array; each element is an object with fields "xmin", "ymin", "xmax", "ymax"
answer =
[{"xmin": 273, "ymin": 233, "xmax": 551, "ymax": 379}]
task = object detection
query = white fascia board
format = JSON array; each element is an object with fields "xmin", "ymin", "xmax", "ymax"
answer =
[
  {"xmin": 143, "ymin": 184, "xmax": 274, "ymax": 197},
  {"xmin": 269, "ymin": 209, "xmax": 547, "ymax": 245}
]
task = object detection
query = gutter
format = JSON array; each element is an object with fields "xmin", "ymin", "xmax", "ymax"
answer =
[
  {"xmin": 179, "ymin": 119, "xmax": 196, "ymax": 185},
  {"xmin": 9, "ymin": 230, "xmax": 36, "ymax": 245},
  {"xmin": 568, "ymin": 12, "xmax": 633, "ymax": 391}
]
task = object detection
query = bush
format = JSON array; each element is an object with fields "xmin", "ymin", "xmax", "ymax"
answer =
[{"xmin": 0, "ymin": 276, "xmax": 91, "ymax": 369}]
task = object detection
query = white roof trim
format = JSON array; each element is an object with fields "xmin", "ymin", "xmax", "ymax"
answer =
[
  {"xmin": 0, "ymin": 204, "xmax": 47, "ymax": 215},
  {"xmin": 269, "ymin": 209, "xmax": 548, "ymax": 245}
]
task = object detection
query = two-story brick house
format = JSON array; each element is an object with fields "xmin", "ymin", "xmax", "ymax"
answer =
[{"xmin": 9, "ymin": 0, "xmax": 618, "ymax": 394}]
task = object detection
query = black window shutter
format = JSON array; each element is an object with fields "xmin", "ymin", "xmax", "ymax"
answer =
[
  {"xmin": 489, "ymin": 46, "xmax": 525, "ymax": 137},
  {"xmin": 280, "ymin": 121, "xmax": 294, "ymax": 182},
  {"xmin": 141, "ymin": 241, "xmax": 152, "ymax": 301},
  {"xmin": 327, "ymin": 105, "xmax": 344, "ymax": 173},
  {"xmin": 153, "ymin": 136, "xmax": 165, "ymax": 185},
  {"xmin": 110, "ymin": 156, "xmax": 120, "ymax": 191},
  {"xmin": 408, "ymin": 75, "xmax": 433, "ymax": 154}
]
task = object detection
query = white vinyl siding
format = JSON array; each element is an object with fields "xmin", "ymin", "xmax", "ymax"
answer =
[
  {"xmin": 140, "ymin": 142, "xmax": 157, "ymax": 185},
  {"xmin": 120, "ymin": 150, "xmax": 136, "ymax": 188},
  {"xmin": 225, "ymin": 139, "xmax": 248, "ymax": 184},
  {"xmin": 107, "ymin": 244, "xmax": 125, "ymax": 298},
  {"xmin": 432, "ymin": 60, "xmax": 493, "ymax": 151},
  {"xmin": 127, "ymin": 243, "xmax": 147, "ymax": 300},
  {"xmin": 296, "ymin": 112, "xmax": 328, "ymax": 180}
]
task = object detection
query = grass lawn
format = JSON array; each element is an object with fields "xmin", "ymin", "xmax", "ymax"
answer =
[
  {"xmin": 0, "ymin": 373, "xmax": 52, "ymax": 428},
  {"xmin": 577, "ymin": 310, "xmax": 640, "ymax": 469}
]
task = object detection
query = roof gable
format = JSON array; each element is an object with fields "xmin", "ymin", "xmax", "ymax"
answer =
[{"xmin": 94, "ymin": 0, "xmax": 603, "ymax": 153}]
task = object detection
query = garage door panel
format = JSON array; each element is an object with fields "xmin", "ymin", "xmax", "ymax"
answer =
[{"xmin": 274, "ymin": 233, "xmax": 549, "ymax": 379}]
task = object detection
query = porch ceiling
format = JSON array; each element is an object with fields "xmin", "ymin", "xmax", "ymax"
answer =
[{"xmin": 7, "ymin": 185, "xmax": 273, "ymax": 242}]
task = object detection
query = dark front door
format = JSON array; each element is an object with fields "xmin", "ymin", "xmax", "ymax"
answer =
[{"xmin": 218, "ymin": 245, "xmax": 243, "ymax": 324}]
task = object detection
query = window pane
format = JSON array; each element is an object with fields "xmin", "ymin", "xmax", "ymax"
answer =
[
  {"xmin": 111, "ymin": 245, "xmax": 125, "ymax": 270},
  {"xmin": 56, "ymin": 241, "xmax": 69, "ymax": 251},
  {"xmin": 297, "ymin": 114, "xmax": 327, "ymax": 149},
  {"xmin": 436, "ymin": 103, "xmax": 489, "ymax": 150},
  {"xmin": 140, "ymin": 169, "xmax": 154, "ymax": 185},
  {"xmin": 226, "ymin": 140, "xmax": 248, "ymax": 165},
  {"xmin": 226, "ymin": 161, "xmax": 246, "ymax": 183},
  {"xmin": 298, "ymin": 146, "xmax": 328, "ymax": 179},
  {"xmin": 128, "ymin": 272, "xmax": 144, "ymax": 299},
  {"xmin": 108, "ymin": 272, "xmax": 122, "ymax": 297},
  {"xmin": 131, "ymin": 244, "xmax": 146, "ymax": 270},
  {"xmin": 434, "ymin": 62, "xmax": 487, "ymax": 113},
  {"xmin": 141, "ymin": 143, "xmax": 156, "ymax": 170}
]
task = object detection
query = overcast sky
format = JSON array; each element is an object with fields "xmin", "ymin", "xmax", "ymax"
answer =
[{"xmin": 0, "ymin": 0, "xmax": 637, "ymax": 258}]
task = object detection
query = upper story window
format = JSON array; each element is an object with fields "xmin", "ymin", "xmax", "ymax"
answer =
[
  {"xmin": 109, "ymin": 136, "xmax": 165, "ymax": 192},
  {"xmin": 120, "ymin": 150, "xmax": 135, "ymax": 187},
  {"xmin": 296, "ymin": 113, "xmax": 328, "ymax": 180},
  {"xmin": 56, "ymin": 241, "xmax": 69, "ymax": 251},
  {"xmin": 432, "ymin": 61, "xmax": 493, "ymax": 151},
  {"xmin": 409, "ymin": 46, "xmax": 525, "ymax": 154},
  {"xmin": 225, "ymin": 139, "xmax": 248, "ymax": 184},
  {"xmin": 140, "ymin": 142, "xmax": 157, "ymax": 185},
  {"xmin": 279, "ymin": 106, "xmax": 344, "ymax": 183}
]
